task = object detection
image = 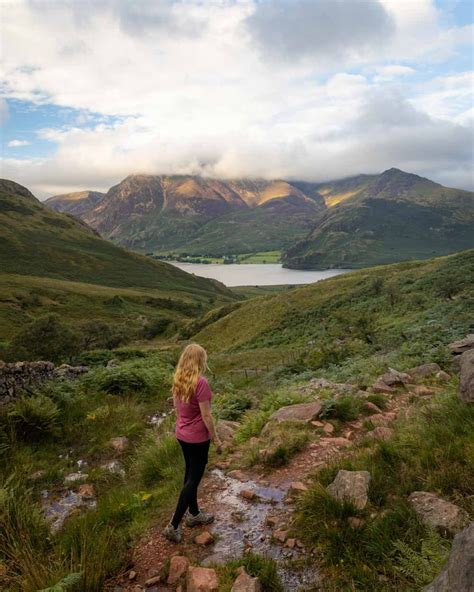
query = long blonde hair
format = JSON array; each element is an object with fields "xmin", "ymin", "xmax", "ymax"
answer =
[{"xmin": 172, "ymin": 343, "xmax": 208, "ymax": 403}]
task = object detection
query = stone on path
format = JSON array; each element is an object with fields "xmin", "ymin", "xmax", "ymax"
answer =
[
  {"xmin": 322, "ymin": 422, "xmax": 334, "ymax": 434},
  {"xmin": 187, "ymin": 566, "xmax": 219, "ymax": 592},
  {"xmin": 327, "ymin": 470, "xmax": 371, "ymax": 510},
  {"xmin": 413, "ymin": 385, "xmax": 435, "ymax": 396},
  {"xmin": 364, "ymin": 401, "xmax": 382, "ymax": 414},
  {"xmin": 290, "ymin": 481, "xmax": 308, "ymax": 493},
  {"xmin": 408, "ymin": 491, "xmax": 470, "ymax": 536},
  {"xmin": 167, "ymin": 555, "xmax": 189, "ymax": 584},
  {"xmin": 231, "ymin": 567, "xmax": 261, "ymax": 592},
  {"xmin": 371, "ymin": 381, "xmax": 395, "ymax": 394},
  {"xmin": 378, "ymin": 368, "xmax": 411, "ymax": 386},
  {"xmin": 424, "ymin": 522, "xmax": 474, "ymax": 592},
  {"xmin": 273, "ymin": 529, "xmax": 288, "ymax": 543},
  {"xmin": 240, "ymin": 489, "xmax": 256, "ymax": 501},
  {"xmin": 194, "ymin": 531, "xmax": 214, "ymax": 546},
  {"xmin": 145, "ymin": 575, "xmax": 161, "ymax": 586},
  {"xmin": 269, "ymin": 401, "xmax": 322, "ymax": 423},
  {"xmin": 458, "ymin": 349, "xmax": 474, "ymax": 403}
]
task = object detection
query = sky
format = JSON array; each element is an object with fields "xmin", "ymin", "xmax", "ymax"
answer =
[{"xmin": 0, "ymin": 0, "xmax": 473, "ymax": 199}]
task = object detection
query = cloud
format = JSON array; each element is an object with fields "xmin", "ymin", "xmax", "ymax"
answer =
[
  {"xmin": 0, "ymin": 98, "xmax": 8, "ymax": 123},
  {"xmin": 7, "ymin": 139, "xmax": 31, "ymax": 147},
  {"xmin": 0, "ymin": 0, "xmax": 472, "ymax": 196},
  {"xmin": 245, "ymin": 0, "xmax": 395, "ymax": 63}
]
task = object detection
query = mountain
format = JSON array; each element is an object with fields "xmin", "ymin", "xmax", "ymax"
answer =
[
  {"xmin": 46, "ymin": 175, "xmax": 326, "ymax": 254},
  {"xmin": 0, "ymin": 179, "xmax": 236, "ymax": 339},
  {"xmin": 45, "ymin": 190, "xmax": 105, "ymax": 218},
  {"xmin": 282, "ymin": 168, "xmax": 474, "ymax": 269}
]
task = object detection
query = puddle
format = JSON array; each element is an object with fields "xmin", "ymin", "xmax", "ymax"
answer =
[{"xmin": 203, "ymin": 469, "xmax": 318, "ymax": 591}]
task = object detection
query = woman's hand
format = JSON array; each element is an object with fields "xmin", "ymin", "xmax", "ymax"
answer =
[{"xmin": 214, "ymin": 437, "xmax": 223, "ymax": 454}]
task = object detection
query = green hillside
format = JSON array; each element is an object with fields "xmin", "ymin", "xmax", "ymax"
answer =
[
  {"xmin": 283, "ymin": 169, "xmax": 474, "ymax": 269},
  {"xmin": 0, "ymin": 179, "xmax": 236, "ymax": 346},
  {"xmin": 194, "ymin": 249, "xmax": 474, "ymax": 379},
  {"xmin": 0, "ymin": 179, "xmax": 232, "ymax": 297}
]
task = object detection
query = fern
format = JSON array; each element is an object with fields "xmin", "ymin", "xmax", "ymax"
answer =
[
  {"xmin": 393, "ymin": 529, "xmax": 450, "ymax": 586},
  {"xmin": 38, "ymin": 572, "xmax": 83, "ymax": 592}
]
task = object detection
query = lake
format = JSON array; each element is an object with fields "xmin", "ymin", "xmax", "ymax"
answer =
[{"xmin": 169, "ymin": 262, "xmax": 350, "ymax": 287}]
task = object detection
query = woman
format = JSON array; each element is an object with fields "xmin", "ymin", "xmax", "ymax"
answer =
[{"xmin": 164, "ymin": 343, "xmax": 223, "ymax": 543}]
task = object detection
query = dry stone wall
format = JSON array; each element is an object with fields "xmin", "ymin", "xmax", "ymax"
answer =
[{"xmin": 0, "ymin": 361, "xmax": 88, "ymax": 402}]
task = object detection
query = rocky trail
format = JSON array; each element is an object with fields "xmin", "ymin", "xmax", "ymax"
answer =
[{"xmin": 108, "ymin": 359, "xmax": 460, "ymax": 592}]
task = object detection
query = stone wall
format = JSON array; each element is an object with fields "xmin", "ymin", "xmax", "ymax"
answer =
[{"xmin": 0, "ymin": 361, "xmax": 88, "ymax": 402}]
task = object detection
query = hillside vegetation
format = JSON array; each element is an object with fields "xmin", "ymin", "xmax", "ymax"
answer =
[
  {"xmin": 0, "ymin": 179, "xmax": 236, "ymax": 352},
  {"xmin": 195, "ymin": 249, "xmax": 474, "ymax": 382}
]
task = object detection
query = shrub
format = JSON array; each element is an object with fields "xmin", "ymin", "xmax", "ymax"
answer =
[
  {"xmin": 8, "ymin": 395, "xmax": 59, "ymax": 440},
  {"xmin": 134, "ymin": 435, "xmax": 184, "ymax": 488},
  {"xmin": 141, "ymin": 317, "xmax": 171, "ymax": 339},
  {"xmin": 365, "ymin": 393, "xmax": 388, "ymax": 411},
  {"xmin": 7, "ymin": 314, "xmax": 81, "ymax": 363},
  {"xmin": 217, "ymin": 552, "xmax": 283, "ymax": 591},
  {"xmin": 320, "ymin": 396, "xmax": 363, "ymax": 422},
  {"xmin": 216, "ymin": 392, "xmax": 252, "ymax": 421}
]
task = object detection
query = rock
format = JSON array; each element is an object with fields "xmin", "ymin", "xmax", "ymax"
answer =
[
  {"xmin": 266, "ymin": 516, "xmax": 278, "ymax": 527},
  {"xmin": 187, "ymin": 566, "xmax": 219, "ymax": 592},
  {"xmin": 364, "ymin": 401, "xmax": 382, "ymax": 414},
  {"xmin": 167, "ymin": 555, "xmax": 189, "ymax": 584},
  {"xmin": 240, "ymin": 489, "xmax": 256, "ymax": 501},
  {"xmin": 54, "ymin": 364, "xmax": 89, "ymax": 379},
  {"xmin": 311, "ymin": 420, "xmax": 324, "ymax": 428},
  {"xmin": 371, "ymin": 381, "xmax": 395, "ymax": 394},
  {"xmin": 273, "ymin": 529, "xmax": 288, "ymax": 543},
  {"xmin": 129, "ymin": 570, "xmax": 137, "ymax": 580},
  {"xmin": 269, "ymin": 401, "xmax": 322, "ymax": 423},
  {"xmin": 100, "ymin": 460, "xmax": 126, "ymax": 477},
  {"xmin": 458, "ymin": 349, "xmax": 474, "ymax": 403},
  {"xmin": 368, "ymin": 427, "xmax": 393, "ymax": 440},
  {"xmin": 414, "ymin": 385, "xmax": 435, "ymax": 396},
  {"xmin": 194, "ymin": 531, "xmax": 214, "ymax": 546},
  {"xmin": 448, "ymin": 334, "xmax": 474, "ymax": 354},
  {"xmin": 145, "ymin": 575, "xmax": 161, "ymax": 586},
  {"xmin": 423, "ymin": 522, "xmax": 474, "ymax": 592},
  {"xmin": 322, "ymin": 422, "xmax": 334, "ymax": 434},
  {"xmin": 368, "ymin": 413, "xmax": 391, "ymax": 427},
  {"xmin": 409, "ymin": 492, "xmax": 470, "ymax": 536},
  {"xmin": 290, "ymin": 481, "xmax": 308, "ymax": 493},
  {"xmin": 406, "ymin": 363, "xmax": 441, "ymax": 381},
  {"xmin": 285, "ymin": 538, "xmax": 296, "ymax": 548},
  {"xmin": 320, "ymin": 437, "xmax": 351, "ymax": 447},
  {"xmin": 348, "ymin": 516, "xmax": 364, "ymax": 528},
  {"xmin": 64, "ymin": 472, "xmax": 88, "ymax": 484},
  {"xmin": 30, "ymin": 469, "xmax": 46, "ymax": 481},
  {"xmin": 436, "ymin": 371, "xmax": 450, "ymax": 382},
  {"xmin": 327, "ymin": 470, "xmax": 371, "ymax": 510},
  {"xmin": 216, "ymin": 419, "xmax": 240, "ymax": 443},
  {"xmin": 378, "ymin": 368, "xmax": 411, "ymax": 386},
  {"xmin": 77, "ymin": 483, "xmax": 95, "ymax": 499},
  {"xmin": 231, "ymin": 567, "xmax": 261, "ymax": 592},
  {"xmin": 110, "ymin": 436, "xmax": 130, "ymax": 453}
]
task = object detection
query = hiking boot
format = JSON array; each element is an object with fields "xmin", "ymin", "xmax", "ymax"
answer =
[
  {"xmin": 185, "ymin": 511, "xmax": 215, "ymax": 527},
  {"xmin": 163, "ymin": 523, "xmax": 183, "ymax": 543}
]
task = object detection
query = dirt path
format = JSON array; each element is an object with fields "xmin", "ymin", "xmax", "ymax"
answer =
[{"xmin": 112, "ymin": 389, "xmax": 419, "ymax": 591}]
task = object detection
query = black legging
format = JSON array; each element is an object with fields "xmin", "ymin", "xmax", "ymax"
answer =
[{"xmin": 171, "ymin": 439, "xmax": 210, "ymax": 528}]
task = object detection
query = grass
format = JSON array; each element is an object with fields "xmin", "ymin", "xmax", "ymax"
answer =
[
  {"xmin": 216, "ymin": 553, "xmax": 284, "ymax": 591},
  {"xmin": 296, "ymin": 389, "xmax": 474, "ymax": 590}
]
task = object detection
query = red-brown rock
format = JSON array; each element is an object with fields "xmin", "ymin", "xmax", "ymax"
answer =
[{"xmin": 167, "ymin": 555, "xmax": 189, "ymax": 584}]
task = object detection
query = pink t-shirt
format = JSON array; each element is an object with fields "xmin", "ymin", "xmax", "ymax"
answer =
[{"xmin": 175, "ymin": 376, "xmax": 213, "ymax": 443}]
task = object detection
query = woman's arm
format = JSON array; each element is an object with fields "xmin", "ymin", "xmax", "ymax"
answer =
[{"xmin": 199, "ymin": 400, "xmax": 222, "ymax": 452}]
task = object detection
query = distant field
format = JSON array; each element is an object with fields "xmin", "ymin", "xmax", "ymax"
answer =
[
  {"xmin": 230, "ymin": 284, "xmax": 296, "ymax": 298},
  {"xmin": 153, "ymin": 251, "xmax": 282, "ymax": 265}
]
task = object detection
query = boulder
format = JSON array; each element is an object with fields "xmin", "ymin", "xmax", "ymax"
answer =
[
  {"xmin": 231, "ymin": 567, "xmax": 261, "ymax": 592},
  {"xmin": 406, "ymin": 363, "xmax": 441, "ymax": 381},
  {"xmin": 371, "ymin": 381, "xmax": 395, "ymax": 394},
  {"xmin": 424, "ymin": 522, "xmax": 474, "ymax": 592},
  {"xmin": 167, "ymin": 555, "xmax": 189, "ymax": 584},
  {"xmin": 408, "ymin": 492, "xmax": 470, "ymax": 536},
  {"xmin": 327, "ymin": 470, "xmax": 371, "ymax": 509},
  {"xmin": 448, "ymin": 334, "xmax": 474, "ymax": 354},
  {"xmin": 458, "ymin": 349, "xmax": 474, "ymax": 403},
  {"xmin": 378, "ymin": 368, "xmax": 411, "ymax": 386},
  {"xmin": 187, "ymin": 567, "xmax": 219, "ymax": 592},
  {"xmin": 216, "ymin": 420, "xmax": 240, "ymax": 443},
  {"xmin": 268, "ymin": 401, "xmax": 322, "ymax": 423}
]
